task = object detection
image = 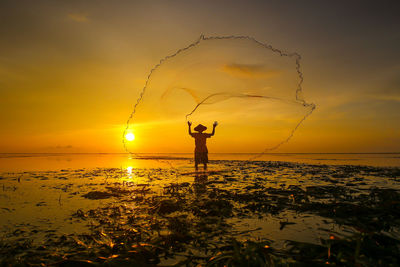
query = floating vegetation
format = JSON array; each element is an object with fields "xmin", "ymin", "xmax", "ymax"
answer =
[{"xmin": 0, "ymin": 161, "xmax": 400, "ymax": 265}]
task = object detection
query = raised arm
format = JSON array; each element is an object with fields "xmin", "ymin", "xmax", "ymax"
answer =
[
  {"xmin": 210, "ymin": 121, "xmax": 218, "ymax": 136},
  {"xmin": 188, "ymin": 121, "xmax": 192, "ymax": 136}
]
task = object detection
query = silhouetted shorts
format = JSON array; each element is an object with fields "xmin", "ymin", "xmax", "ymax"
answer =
[{"xmin": 195, "ymin": 152, "xmax": 208, "ymax": 165}]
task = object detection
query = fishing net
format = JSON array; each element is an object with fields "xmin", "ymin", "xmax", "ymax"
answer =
[{"xmin": 123, "ymin": 35, "xmax": 315, "ymax": 158}]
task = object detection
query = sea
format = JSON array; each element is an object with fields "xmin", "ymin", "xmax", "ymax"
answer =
[{"xmin": 0, "ymin": 153, "xmax": 399, "ymax": 172}]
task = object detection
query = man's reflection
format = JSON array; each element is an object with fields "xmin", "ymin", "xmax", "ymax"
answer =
[{"xmin": 193, "ymin": 173, "xmax": 208, "ymax": 196}]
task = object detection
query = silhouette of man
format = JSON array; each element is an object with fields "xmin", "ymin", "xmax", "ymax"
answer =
[{"xmin": 188, "ymin": 121, "xmax": 218, "ymax": 171}]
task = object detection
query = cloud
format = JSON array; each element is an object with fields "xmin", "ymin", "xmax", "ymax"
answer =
[
  {"xmin": 222, "ymin": 63, "xmax": 280, "ymax": 79},
  {"xmin": 68, "ymin": 13, "xmax": 89, "ymax": 22},
  {"xmin": 371, "ymin": 95, "xmax": 400, "ymax": 102},
  {"xmin": 367, "ymin": 76, "xmax": 400, "ymax": 102}
]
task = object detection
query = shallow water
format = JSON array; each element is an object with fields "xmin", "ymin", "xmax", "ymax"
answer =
[
  {"xmin": 0, "ymin": 152, "xmax": 399, "ymax": 172},
  {"xmin": 1, "ymin": 156, "xmax": 400, "ymax": 265}
]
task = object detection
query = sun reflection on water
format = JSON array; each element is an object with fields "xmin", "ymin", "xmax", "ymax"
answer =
[
  {"xmin": 126, "ymin": 166, "xmax": 133, "ymax": 179},
  {"xmin": 127, "ymin": 166, "xmax": 133, "ymax": 174}
]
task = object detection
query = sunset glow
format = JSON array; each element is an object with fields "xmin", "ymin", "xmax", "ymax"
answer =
[
  {"xmin": 0, "ymin": 1, "xmax": 398, "ymax": 154},
  {"xmin": 125, "ymin": 133, "xmax": 135, "ymax": 142},
  {"xmin": 0, "ymin": 1, "xmax": 399, "ymax": 265}
]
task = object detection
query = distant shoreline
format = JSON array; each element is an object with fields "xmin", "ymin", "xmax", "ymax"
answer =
[{"xmin": 0, "ymin": 152, "xmax": 399, "ymax": 155}]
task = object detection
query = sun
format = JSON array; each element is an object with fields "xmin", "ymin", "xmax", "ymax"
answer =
[{"xmin": 125, "ymin": 133, "xmax": 135, "ymax": 141}]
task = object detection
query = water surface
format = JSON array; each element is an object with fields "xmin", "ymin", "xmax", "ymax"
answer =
[{"xmin": 0, "ymin": 153, "xmax": 399, "ymax": 172}]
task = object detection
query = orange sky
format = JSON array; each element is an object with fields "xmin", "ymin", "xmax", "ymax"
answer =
[{"xmin": 0, "ymin": 0, "xmax": 399, "ymax": 153}]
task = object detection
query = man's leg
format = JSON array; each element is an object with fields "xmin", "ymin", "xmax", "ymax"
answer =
[{"xmin": 204, "ymin": 163, "xmax": 207, "ymax": 170}]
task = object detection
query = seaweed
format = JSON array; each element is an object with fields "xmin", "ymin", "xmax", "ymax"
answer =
[{"xmin": 1, "ymin": 161, "xmax": 400, "ymax": 266}]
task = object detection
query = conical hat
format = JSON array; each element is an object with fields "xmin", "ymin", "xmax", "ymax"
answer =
[{"xmin": 194, "ymin": 124, "xmax": 207, "ymax": 132}]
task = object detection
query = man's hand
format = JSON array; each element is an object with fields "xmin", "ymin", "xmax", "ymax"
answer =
[
  {"xmin": 187, "ymin": 121, "xmax": 192, "ymax": 126},
  {"xmin": 213, "ymin": 121, "xmax": 218, "ymax": 127}
]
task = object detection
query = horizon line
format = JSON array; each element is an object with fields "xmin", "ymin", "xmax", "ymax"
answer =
[{"xmin": 0, "ymin": 152, "xmax": 399, "ymax": 155}]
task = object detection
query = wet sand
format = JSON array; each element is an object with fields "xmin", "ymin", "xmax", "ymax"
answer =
[{"xmin": 1, "ymin": 160, "xmax": 400, "ymax": 265}]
